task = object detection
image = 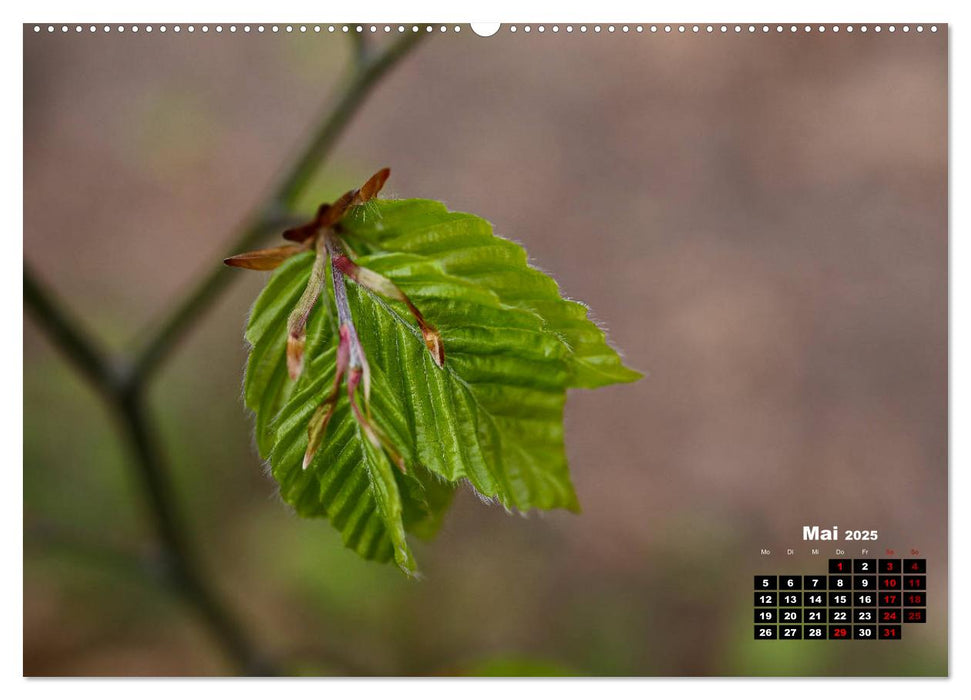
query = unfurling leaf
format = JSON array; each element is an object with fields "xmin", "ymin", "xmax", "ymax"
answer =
[{"xmin": 228, "ymin": 169, "xmax": 641, "ymax": 575}]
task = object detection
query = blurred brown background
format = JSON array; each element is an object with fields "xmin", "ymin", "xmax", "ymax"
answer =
[{"xmin": 24, "ymin": 25, "xmax": 947, "ymax": 675}]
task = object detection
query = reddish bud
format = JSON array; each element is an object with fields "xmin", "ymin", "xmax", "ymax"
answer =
[
  {"xmin": 224, "ymin": 244, "xmax": 306, "ymax": 270},
  {"xmin": 286, "ymin": 332, "xmax": 305, "ymax": 381},
  {"xmin": 421, "ymin": 324, "xmax": 445, "ymax": 368},
  {"xmin": 281, "ymin": 223, "xmax": 319, "ymax": 243},
  {"xmin": 303, "ymin": 402, "xmax": 336, "ymax": 469},
  {"xmin": 356, "ymin": 167, "xmax": 391, "ymax": 203},
  {"xmin": 318, "ymin": 190, "xmax": 356, "ymax": 228}
]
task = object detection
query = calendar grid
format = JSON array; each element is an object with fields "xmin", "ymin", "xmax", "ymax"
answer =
[{"xmin": 754, "ymin": 558, "xmax": 926, "ymax": 640}]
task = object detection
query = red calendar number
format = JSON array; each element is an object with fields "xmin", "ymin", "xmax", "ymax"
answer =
[
  {"xmin": 905, "ymin": 575, "xmax": 927, "ymax": 590},
  {"xmin": 905, "ymin": 609, "xmax": 927, "ymax": 623}
]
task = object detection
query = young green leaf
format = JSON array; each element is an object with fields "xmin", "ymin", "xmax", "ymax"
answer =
[
  {"xmin": 231, "ymin": 171, "xmax": 640, "ymax": 575},
  {"xmin": 339, "ymin": 199, "xmax": 642, "ymax": 389}
]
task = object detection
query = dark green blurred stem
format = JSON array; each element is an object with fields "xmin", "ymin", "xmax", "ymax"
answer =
[
  {"xmin": 23, "ymin": 31, "xmax": 427, "ymax": 676},
  {"xmin": 23, "ymin": 267, "xmax": 119, "ymax": 396},
  {"xmin": 130, "ymin": 30, "xmax": 426, "ymax": 384},
  {"xmin": 24, "ymin": 265, "xmax": 273, "ymax": 675},
  {"xmin": 115, "ymin": 386, "xmax": 276, "ymax": 675},
  {"xmin": 350, "ymin": 29, "xmax": 370, "ymax": 66}
]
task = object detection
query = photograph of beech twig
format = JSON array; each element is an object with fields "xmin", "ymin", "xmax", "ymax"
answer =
[{"xmin": 24, "ymin": 25, "xmax": 946, "ymax": 676}]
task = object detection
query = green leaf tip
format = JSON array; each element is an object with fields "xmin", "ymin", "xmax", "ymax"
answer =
[{"xmin": 231, "ymin": 169, "xmax": 641, "ymax": 574}]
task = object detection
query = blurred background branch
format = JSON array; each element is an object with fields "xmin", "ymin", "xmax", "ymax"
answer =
[
  {"xmin": 23, "ymin": 30, "xmax": 426, "ymax": 676},
  {"xmin": 130, "ymin": 29, "xmax": 425, "ymax": 385},
  {"xmin": 23, "ymin": 269, "xmax": 120, "ymax": 396}
]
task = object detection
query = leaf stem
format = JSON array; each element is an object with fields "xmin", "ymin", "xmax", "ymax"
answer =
[{"xmin": 326, "ymin": 235, "xmax": 366, "ymax": 370}]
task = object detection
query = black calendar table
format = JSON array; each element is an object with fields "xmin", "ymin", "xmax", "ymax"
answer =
[{"xmin": 754, "ymin": 558, "xmax": 926, "ymax": 640}]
